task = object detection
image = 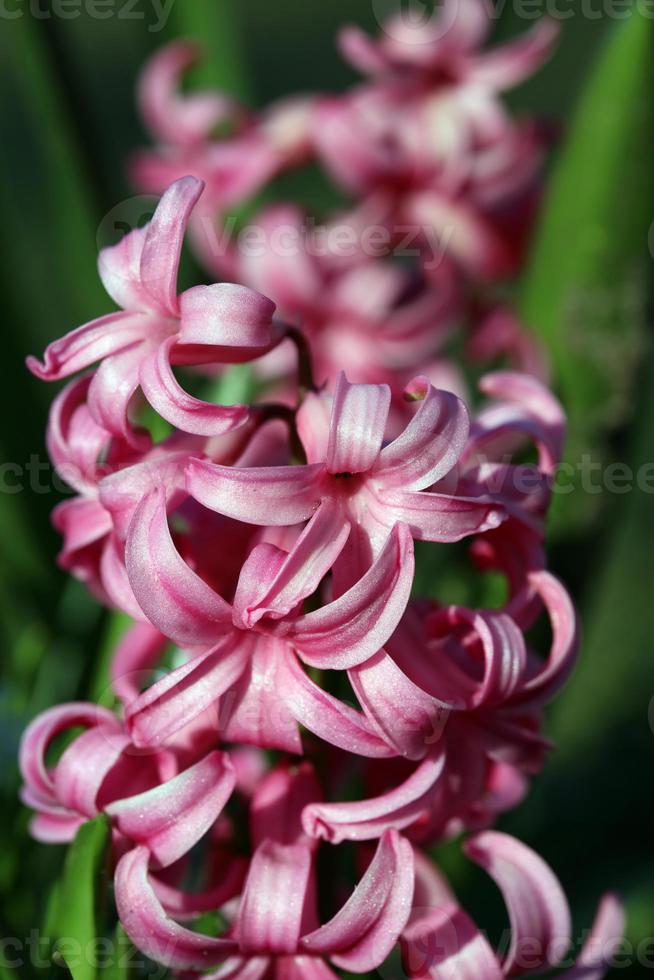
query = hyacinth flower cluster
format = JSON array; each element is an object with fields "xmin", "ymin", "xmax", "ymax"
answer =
[{"xmin": 21, "ymin": 5, "xmax": 625, "ymax": 979}]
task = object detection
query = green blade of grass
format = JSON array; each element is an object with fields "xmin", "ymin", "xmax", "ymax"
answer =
[
  {"xmin": 46, "ymin": 816, "xmax": 111, "ymax": 980},
  {"xmin": 520, "ymin": 11, "xmax": 653, "ymax": 532}
]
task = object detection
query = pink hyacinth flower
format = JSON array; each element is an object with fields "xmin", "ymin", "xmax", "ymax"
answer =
[
  {"xmin": 187, "ymin": 372, "xmax": 504, "ymax": 590},
  {"xmin": 338, "ymin": 0, "xmax": 558, "ymax": 88},
  {"xmin": 303, "ymin": 570, "xmax": 577, "ymax": 844},
  {"xmin": 120, "ymin": 482, "xmax": 412, "ymax": 755},
  {"xmin": 115, "ymin": 762, "xmax": 414, "ymax": 976},
  {"xmin": 18, "ymin": 702, "xmax": 236, "ymax": 870},
  {"xmin": 27, "ymin": 176, "xmax": 280, "ymax": 444},
  {"xmin": 401, "ymin": 832, "xmax": 623, "ymax": 979}
]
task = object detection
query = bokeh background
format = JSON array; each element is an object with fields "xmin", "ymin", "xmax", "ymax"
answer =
[{"xmin": 0, "ymin": 1, "xmax": 652, "ymax": 976}]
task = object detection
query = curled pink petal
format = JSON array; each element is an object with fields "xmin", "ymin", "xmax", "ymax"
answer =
[
  {"xmin": 238, "ymin": 841, "xmax": 313, "ymax": 954},
  {"xmin": 326, "ymin": 373, "xmax": 390, "ymax": 475},
  {"xmin": 87, "ymin": 343, "xmax": 151, "ymax": 449},
  {"xmin": 26, "ymin": 312, "xmax": 148, "ymax": 382},
  {"xmin": 125, "ymin": 639, "xmax": 247, "ymax": 747},
  {"xmin": 464, "ymin": 830, "xmax": 572, "ymax": 974},
  {"xmin": 303, "ymin": 749, "xmax": 445, "ymax": 843},
  {"xmin": 350, "ymin": 651, "xmax": 449, "ymax": 760},
  {"xmin": 19, "ymin": 702, "xmax": 120, "ymax": 802},
  {"xmin": 376, "ymin": 487, "xmax": 505, "ymax": 543},
  {"xmin": 177, "ymin": 282, "xmax": 276, "ymax": 350},
  {"xmin": 274, "ymin": 524, "xmax": 414, "ymax": 670},
  {"xmin": 512, "ymin": 571, "xmax": 579, "ymax": 708},
  {"xmin": 279, "ymin": 654, "xmax": 395, "ymax": 759},
  {"xmin": 302, "ymin": 829, "xmax": 414, "ymax": 972},
  {"xmin": 471, "ymin": 19, "xmax": 559, "ymax": 91},
  {"xmin": 186, "ymin": 459, "xmax": 322, "ymax": 525},
  {"xmin": 376, "ymin": 381, "xmax": 470, "ymax": 492},
  {"xmin": 138, "ymin": 175, "xmax": 204, "ymax": 316},
  {"xmin": 139, "ymin": 337, "xmax": 250, "ymax": 436},
  {"xmin": 233, "ymin": 501, "xmax": 350, "ymax": 628},
  {"xmin": 559, "ymin": 893, "xmax": 625, "ymax": 980},
  {"xmin": 401, "ymin": 903, "xmax": 503, "ymax": 979},
  {"xmin": 115, "ymin": 846, "xmax": 236, "ymax": 969},
  {"xmin": 126, "ymin": 487, "xmax": 232, "ymax": 647},
  {"xmin": 106, "ymin": 751, "xmax": 235, "ymax": 868},
  {"xmin": 220, "ymin": 636, "xmax": 302, "ymax": 754},
  {"xmin": 54, "ymin": 726, "xmax": 130, "ymax": 817},
  {"xmin": 46, "ymin": 375, "xmax": 111, "ymax": 492},
  {"xmin": 138, "ymin": 41, "xmax": 236, "ymax": 147}
]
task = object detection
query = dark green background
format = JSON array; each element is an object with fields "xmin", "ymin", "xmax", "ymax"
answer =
[{"xmin": 0, "ymin": 1, "xmax": 652, "ymax": 976}]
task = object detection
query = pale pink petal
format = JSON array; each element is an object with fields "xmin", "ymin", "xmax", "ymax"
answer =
[
  {"xmin": 177, "ymin": 283, "xmax": 276, "ymax": 351},
  {"xmin": 125, "ymin": 639, "xmax": 247, "ymax": 748},
  {"xmin": 126, "ymin": 487, "xmax": 232, "ymax": 646},
  {"xmin": 26, "ymin": 312, "xmax": 148, "ymax": 382},
  {"xmin": 87, "ymin": 343, "xmax": 151, "ymax": 449},
  {"xmin": 54, "ymin": 726, "xmax": 130, "ymax": 817},
  {"xmin": 46, "ymin": 375, "xmax": 111, "ymax": 491},
  {"xmin": 559, "ymin": 893, "xmax": 625, "ymax": 980},
  {"xmin": 138, "ymin": 41, "xmax": 236, "ymax": 147},
  {"xmin": 375, "ymin": 487, "xmax": 504, "ymax": 542},
  {"xmin": 326, "ymin": 373, "xmax": 390, "ymax": 475},
  {"xmin": 279, "ymin": 654, "xmax": 395, "ymax": 759},
  {"xmin": 220, "ymin": 636, "xmax": 302, "ymax": 754},
  {"xmin": 436, "ymin": 0, "xmax": 491, "ymax": 51},
  {"xmin": 302, "ymin": 830, "xmax": 413, "ymax": 972},
  {"xmin": 115, "ymin": 846, "xmax": 236, "ymax": 969},
  {"xmin": 296, "ymin": 392, "xmax": 332, "ymax": 465},
  {"xmin": 401, "ymin": 903, "xmax": 503, "ymax": 979},
  {"xmin": 232, "ymin": 501, "xmax": 350, "ymax": 628},
  {"xmin": 349, "ymin": 651, "xmax": 449, "ymax": 760},
  {"xmin": 99, "ymin": 448, "xmax": 194, "ymax": 542},
  {"xmin": 19, "ymin": 702, "xmax": 119, "ymax": 802},
  {"xmin": 511, "ymin": 571, "xmax": 579, "ymax": 707},
  {"xmin": 302, "ymin": 749, "xmax": 445, "ymax": 843},
  {"xmin": 53, "ymin": 497, "xmax": 113, "ymax": 570},
  {"xmin": 204, "ymin": 958, "xmax": 271, "ymax": 980},
  {"xmin": 464, "ymin": 831, "xmax": 572, "ymax": 974},
  {"xmin": 238, "ymin": 841, "xmax": 312, "ymax": 954},
  {"xmin": 186, "ymin": 459, "xmax": 322, "ymax": 525},
  {"xmin": 106, "ymin": 751, "xmax": 235, "ymax": 867},
  {"xmin": 273, "ymin": 524, "xmax": 414, "ymax": 670},
  {"xmin": 426, "ymin": 608, "xmax": 526, "ymax": 709},
  {"xmin": 471, "ymin": 19, "xmax": 559, "ymax": 91},
  {"xmin": 139, "ymin": 175, "xmax": 204, "ymax": 316},
  {"xmin": 98, "ymin": 225, "xmax": 151, "ymax": 313},
  {"xmin": 274, "ymin": 958, "xmax": 339, "ymax": 980},
  {"xmin": 337, "ymin": 25, "xmax": 391, "ymax": 75},
  {"xmin": 100, "ymin": 536, "xmax": 146, "ymax": 620},
  {"xmin": 139, "ymin": 337, "xmax": 250, "ymax": 436},
  {"xmin": 376, "ymin": 380, "xmax": 470, "ymax": 492},
  {"xmin": 30, "ymin": 811, "xmax": 85, "ymax": 845},
  {"xmin": 478, "ymin": 370, "xmax": 565, "ymax": 472}
]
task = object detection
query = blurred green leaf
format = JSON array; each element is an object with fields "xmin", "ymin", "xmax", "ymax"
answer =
[
  {"xmin": 0, "ymin": 14, "xmax": 106, "ymax": 350},
  {"xmin": 99, "ymin": 925, "xmax": 133, "ymax": 980},
  {"xmin": 550, "ymin": 346, "xmax": 654, "ymax": 753},
  {"xmin": 520, "ymin": 11, "xmax": 653, "ymax": 531},
  {"xmin": 47, "ymin": 815, "xmax": 110, "ymax": 980}
]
